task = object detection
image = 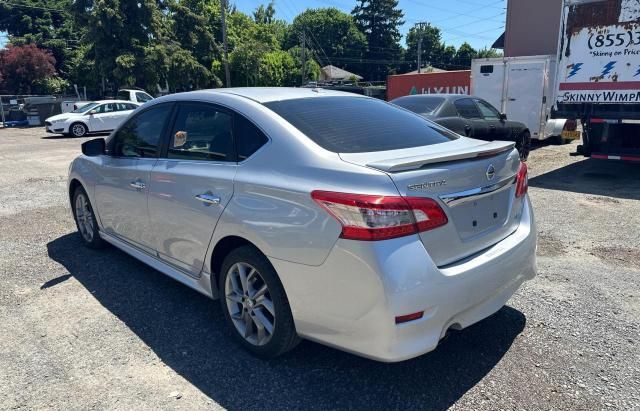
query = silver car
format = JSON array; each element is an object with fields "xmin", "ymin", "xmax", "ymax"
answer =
[{"xmin": 68, "ymin": 88, "xmax": 536, "ymax": 362}]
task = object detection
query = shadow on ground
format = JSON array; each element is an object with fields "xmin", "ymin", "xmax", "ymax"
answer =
[
  {"xmin": 47, "ymin": 233, "xmax": 526, "ymax": 410},
  {"xmin": 529, "ymin": 158, "xmax": 640, "ymax": 200}
]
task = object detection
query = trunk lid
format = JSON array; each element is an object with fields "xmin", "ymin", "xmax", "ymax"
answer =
[{"xmin": 340, "ymin": 138, "xmax": 524, "ymax": 267}]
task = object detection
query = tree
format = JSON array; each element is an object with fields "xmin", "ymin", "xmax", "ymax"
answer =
[
  {"xmin": 285, "ymin": 8, "xmax": 366, "ymax": 75},
  {"xmin": 254, "ymin": 2, "xmax": 276, "ymax": 24},
  {"xmin": 0, "ymin": 44, "xmax": 56, "ymax": 93},
  {"xmin": 454, "ymin": 42, "xmax": 477, "ymax": 68},
  {"xmin": 352, "ymin": 0, "xmax": 404, "ymax": 80},
  {"xmin": 0, "ymin": 0, "xmax": 81, "ymax": 78},
  {"xmin": 476, "ymin": 47, "xmax": 503, "ymax": 59},
  {"xmin": 405, "ymin": 23, "xmax": 442, "ymax": 71}
]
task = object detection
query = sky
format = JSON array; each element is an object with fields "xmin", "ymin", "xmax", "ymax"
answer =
[
  {"xmin": 235, "ymin": 0, "xmax": 507, "ymax": 50},
  {"xmin": 0, "ymin": 0, "xmax": 506, "ymax": 50}
]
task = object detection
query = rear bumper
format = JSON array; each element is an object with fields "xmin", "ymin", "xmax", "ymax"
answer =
[{"xmin": 270, "ymin": 197, "xmax": 536, "ymax": 362}]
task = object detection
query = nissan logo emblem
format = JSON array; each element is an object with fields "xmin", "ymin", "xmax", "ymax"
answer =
[{"xmin": 486, "ymin": 164, "xmax": 496, "ymax": 180}]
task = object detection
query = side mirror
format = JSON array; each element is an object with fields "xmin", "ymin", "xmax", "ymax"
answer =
[
  {"xmin": 81, "ymin": 138, "xmax": 105, "ymax": 156},
  {"xmin": 87, "ymin": 109, "xmax": 97, "ymax": 115},
  {"xmin": 499, "ymin": 113, "xmax": 507, "ymax": 121}
]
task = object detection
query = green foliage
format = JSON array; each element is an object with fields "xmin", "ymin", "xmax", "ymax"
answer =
[
  {"xmin": 34, "ymin": 76, "xmax": 70, "ymax": 94},
  {"xmin": 454, "ymin": 42, "xmax": 478, "ymax": 68},
  {"xmin": 352, "ymin": 0, "xmax": 404, "ymax": 80},
  {"xmin": 476, "ymin": 47, "xmax": 503, "ymax": 59},
  {"xmin": 286, "ymin": 8, "xmax": 366, "ymax": 74},
  {"xmin": 0, "ymin": 0, "xmax": 501, "ymax": 93}
]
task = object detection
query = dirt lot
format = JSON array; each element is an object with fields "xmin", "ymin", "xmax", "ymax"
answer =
[{"xmin": 0, "ymin": 127, "xmax": 638, "ymax": 410}]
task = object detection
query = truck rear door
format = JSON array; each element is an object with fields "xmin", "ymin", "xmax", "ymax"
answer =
[{"xmin": 505, "ymin": 60, "xmax": 546, "ymax": 138}]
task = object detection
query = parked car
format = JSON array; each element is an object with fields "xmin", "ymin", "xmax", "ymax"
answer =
[
  {"xmin": 391, "ymin": 94, "xmax": 531, "ymax": 160},
  {"xmin": 45, "ymin": 100, "xmax": 140, "ymax": 137},
  {"xmin": 68, "ymin": 88, "xmax": 536, "ymax": 362},
  {"xmin": 117, "ymin": 89, "xmax": 154, "ymax": 104}
]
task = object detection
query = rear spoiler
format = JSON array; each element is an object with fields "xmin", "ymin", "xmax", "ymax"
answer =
[{"xmin": 366, "ymin": 141, "xmax": 516, "ymax": 172}]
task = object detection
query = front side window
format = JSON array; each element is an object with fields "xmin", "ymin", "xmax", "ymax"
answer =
[
  {"xmin": 264, "ymin": 97, "xmax": 457, "ymax": 153},
  {"xmin": 110, "ymin": 105, "xmax": 172, "ymax": 158},
  {"xmin": 72, "ymin": 102, "xmax": 98, "ymax": 113},
  {"xmin": 454, "ymin": 98, "xmax": 482, "ymax": 119},
  {"xmin": 168, "ymin": 104, "xmax": 234, "ymax": 162},
  {"xmin": 475, "ymin": 100, "xmax": 500, "ymax": 119}
]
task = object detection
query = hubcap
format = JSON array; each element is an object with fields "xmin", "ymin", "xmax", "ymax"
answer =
[
  {"xmin": 75, "ymin": 193, "xmax": 94, "ymax": 242},
  {"xmin": 225, "ymin": 262, "xmax": 275, "ymax": 346},
  {"xmin": 72, "ymin": 124, "xmax": 85, "ymax": 136}
]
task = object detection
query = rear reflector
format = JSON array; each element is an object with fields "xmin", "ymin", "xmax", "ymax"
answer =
[
  {"xmin": 311, "ymin": 191, "xmax": 448, "ymax": 241},
  {"xmin": 395, "ymin": 311, "xmax": 424, "ymax": 324},
  {"xmin": 515, "ymin": 162, "xmax": 528, "ymax": 198}
]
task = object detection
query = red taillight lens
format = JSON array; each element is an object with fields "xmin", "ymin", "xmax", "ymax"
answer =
[
  {"xmin": 515, "ymin": 162, "xmax": 528, "ymax": 198},
  {"xmin": 564, "ymin": 118, "xmax": 577, "ymax": 131},
  {"xmin": 311, "ymin": 191, "xmax": 448, "ymax": 241}
]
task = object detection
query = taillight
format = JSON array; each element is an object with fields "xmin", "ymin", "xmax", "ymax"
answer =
[
  {"xmin": 311, "ymin": 191, "xmax": 448, "ymax": 241},
  {"xmin": 515, "ymin": 162, "xmax": 528, "ymax": 198}
]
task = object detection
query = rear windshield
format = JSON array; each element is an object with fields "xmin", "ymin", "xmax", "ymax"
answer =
[
  {"xmin": 392, "ymin": 96, "xmax": 445, "ymax": 116},
  {"xmin": 264, "ymin": 97, "xmax": 457, "ymax": 153}
]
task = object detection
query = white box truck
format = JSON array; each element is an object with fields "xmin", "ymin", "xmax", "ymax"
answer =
[
  {"xmin": 471, "ymin": 55, "xmax": 573, "ymax": 143},
  {"xmin": 553, "ymin": 0, "xmax": 640, "ymax": 161}
]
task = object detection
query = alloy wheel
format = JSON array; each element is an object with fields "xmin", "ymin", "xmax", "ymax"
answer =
[
  {"xmin": 75, "ymin": 193, "xmax": 95, "ymax": 242},
  {"xmin": 224, "ymin": 262, "xmax": 275, "ymax": 346},
  {"xmin": 72, "ymin": 123, "xmax": 87, "ymax": 137}
]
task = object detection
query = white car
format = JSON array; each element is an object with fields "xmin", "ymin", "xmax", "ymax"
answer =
[{"xmin": 45, "ymin": 100, "xmax": 140, "ymax": 137}]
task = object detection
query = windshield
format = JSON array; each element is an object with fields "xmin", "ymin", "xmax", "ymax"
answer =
[
  {"xmin": 391, "ymin": 96, "xmax": 445, "ymax": 116},
  {"xmin": 264, "ymin": 96, "xmax": 457, "ymax": 153},
  {"xmin": 71, "ymin": 102, "xmax": 98, "ymax": 114}
]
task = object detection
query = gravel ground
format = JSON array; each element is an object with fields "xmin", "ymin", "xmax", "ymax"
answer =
[{"xmin": 0, "ymin": 127, "xmax": 638, "ymax": 410}]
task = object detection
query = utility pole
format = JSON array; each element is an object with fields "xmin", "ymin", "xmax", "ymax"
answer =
[
  {"xmin": 415, "ymin": 22, "xmax": 429, "ymax": 74},
  {"xmin": 300, "ymin": 31, "xmax": 306, "ymax": 86},
  {"xmin": 220, "ymin": 0, "xmax": 231, "ymax": 87}
]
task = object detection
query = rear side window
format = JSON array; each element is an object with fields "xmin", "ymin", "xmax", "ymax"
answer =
[
  {"xmin": 264, "ymin": 97, "xmax": 457, "ymax": 153},
  {"xmin": 168, "ymin": 103, "xmax": 234, "ymax": 162},
  {"xmin": 136, "ymin": 92, "xmax": 153, "ymax": 103},
  {"xmin": 117, "ymin": 91, "xmax": 130, "ymax": 101},
  {"xmin": 110, "ymin": 105, "xmax": 171, "ymax": 157},
  {"xmin": 392, "ymin": 96, "xmax": 444, "ymax": 116},
  {"xmin": 235, "ymin": 115, "xmax": 268, "ymax": 160},
  {"xmin": 454, "ymin": 98, "xmax": 482, "ymax": 119}
]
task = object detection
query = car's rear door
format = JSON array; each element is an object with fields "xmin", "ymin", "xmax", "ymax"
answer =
[
  {"xmin": 147, "ymin": 102, "xmax": 237, "ymax": 277},
  {"xmin": 94, "ymin": 103, "xmax": 173, "ymax": 253}
]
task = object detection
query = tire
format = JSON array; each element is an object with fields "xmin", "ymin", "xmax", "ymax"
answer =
[
  {"xmin": 70, "ymin": 122, "xmax": 88, "ymax": 137},
  {"xmin": 72, "ymin": 186, "xmax": 104, "ymax": 249},
  {"xmin": 515, "ymin": 130, "xmax": 531, "ymax": 161},
  {"xmin": 219, "ymin": 245, "xmax": 300, "ymax": 358}
]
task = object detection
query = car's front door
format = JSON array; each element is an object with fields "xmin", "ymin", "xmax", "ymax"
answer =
[
  {"xmin": 453, "ymin": 98, "xmax": 489, "ymax": 139},
  {"xmin": 148, "ymin": 102, "xmax": 237, "ymax": 276},
  {"xmin": 474, "ymin": 98, "xmax": 513, "ymax": 141},
  {"xmin": 93, "ymin": 104, "xmax": 173, "ymax": 253},
  {"xmin": 88, "ymin": 103, "xmax": 114, "ymax": 131}
]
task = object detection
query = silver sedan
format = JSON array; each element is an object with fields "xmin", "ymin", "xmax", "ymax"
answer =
[{"xmin": 68, "ymin": 88, "xmax": 536, "ymax": 362}]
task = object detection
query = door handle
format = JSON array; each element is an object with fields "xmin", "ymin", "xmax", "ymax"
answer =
[
  {"xmin": 195, "ymin": 193, "xmax": 221, "ymax": 206},
  {"xmin": 130, "ymin": 180, "xmax": 146, "ymax": 190}
]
